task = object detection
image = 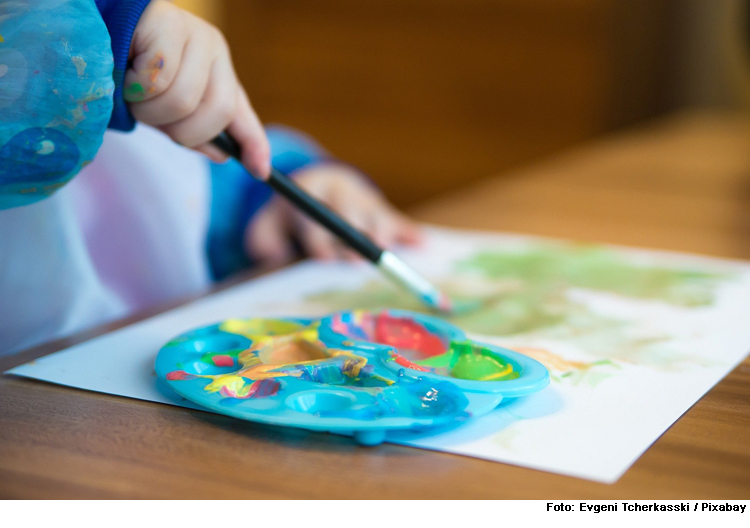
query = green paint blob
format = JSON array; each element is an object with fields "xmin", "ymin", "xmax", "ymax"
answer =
[
  {"xmin": 447, "ymin": 341, "xmax": 518, "ymax": 381},
  {"xmin": 416, "ymin": 351, "xmax": 453, "ymax": 369},
  {"xmin": 124, "ymin": 82, "xmax": 145, "ymax": 101},
  {"xmin": 414, "ymin": 340, "xmax": 519, "ymax": 382}
]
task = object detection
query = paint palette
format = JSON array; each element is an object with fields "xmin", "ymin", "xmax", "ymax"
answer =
[{"xmin": 155, "ymin": 310, "xmax": 549, "ymax": 445}]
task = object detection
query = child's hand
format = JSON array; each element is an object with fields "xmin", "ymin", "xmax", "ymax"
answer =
[
  {"xmin": 123, "ymin": 0, "xmax": 270, "ymax": 177},
  {"xmin": 245, "ymin": 164, "xmax": 422, "ymax": 266}
]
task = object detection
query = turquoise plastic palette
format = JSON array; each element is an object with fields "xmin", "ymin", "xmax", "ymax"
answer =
[{"xmin": 155, "ymin": 310, "xmax": 549, "ymax": 445}]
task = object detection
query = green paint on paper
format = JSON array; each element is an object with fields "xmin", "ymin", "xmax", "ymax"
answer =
[
  {"xmin": 305, "ymin": 243, "xmax": 733, "ymax": 376},
  {"xmin": 458, "ymin": 245, "xmax": 726, "ymax": 307}
]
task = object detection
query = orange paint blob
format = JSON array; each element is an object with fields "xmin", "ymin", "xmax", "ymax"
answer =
[
  {"xmin": 257, "ymin": 339, "xmax": 329, "ymax": 365},
  {"xmin": 147, "ymin": 53, "xmax": 165, "ymax": 92},
  {"xmin": 391, "ymin": 353, "xmax": 429, "ymax": 372}
]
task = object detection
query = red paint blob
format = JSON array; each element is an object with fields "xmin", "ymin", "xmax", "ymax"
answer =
[
  {"xmin": 249, "ymin": 378, "xmax": 281, "ymax": 398},
  {"xmin": 219, "ymin": 386, "xmax": 242, "ymax": 398},
  {"xmin": 374, "ymin": 313, "xmax": 446, "ymax": 360},
  {"xmin": 211, "ymin": 354, "xmax": 234, "ymax": 367},
  {"xmin": 220, "ymin": 378, "xmax": 281, "ymax": 399},
  {"xmin": 166, "ymin": 370, "xmax": 196, "ymax": 381}
]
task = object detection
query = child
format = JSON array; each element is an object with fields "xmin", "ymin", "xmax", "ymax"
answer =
[{"xmin": 0, "ymin": 0, "xmax": 419, "ymax": 354}]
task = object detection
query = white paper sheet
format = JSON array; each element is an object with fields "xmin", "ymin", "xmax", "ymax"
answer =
[{"xmin": 8, "ymin": 227, "xmax": 750, "ymax": 483}]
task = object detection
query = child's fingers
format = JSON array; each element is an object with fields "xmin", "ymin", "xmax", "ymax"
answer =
[
  {"xmin": 391, "ymin": 209, "xmax": 423, "ymax": 245},
  {"xmin": 294, "ymin": 175, "xmax": 360, "ymax": 259},
  {"xmin": 123, "ymin": 5, "xmax": 187, "ymax": 103},
  {"xmin": 338, "ymin": 247, "xmax": 364, "ymax": 262},
  {"xmin": 195, "ymin": 143, "xmax": 229, "ymax": 164},
  {"xmin": 336, "ymin": 202, "xmax": 371, "ymax": 260},
  {"xmin": 370, "ymin": 212, "xmax": 398, "ymax": 249},
  {"xmin": 123, "ymin": 42, "xmax": 182, "ymax": 104},
  {"xmin": 129, "ymin": 34, "xmax": 212, "ymax": 126},
  {"xmin": 244, "ymin": 201, "xmax": 295, "ymax": 267},
  {"xmin": 295, "ymin": 214, "xmax": 338, "ymax": 260},
  {"xmin": 369, "ymin": 209, "xmax": 422, "ymax": 250},
  {"xmin": 227, "ymin": 89, "xmax": 271, "ymax": 179},
  {"xmin": 158, "ymin": 52, "xmax": 238, "ymax": 149}
]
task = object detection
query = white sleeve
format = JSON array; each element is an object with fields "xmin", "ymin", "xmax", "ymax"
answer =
[{"xmin": 0, "ymin": 125, "xmax": 213, "ymax": 355}]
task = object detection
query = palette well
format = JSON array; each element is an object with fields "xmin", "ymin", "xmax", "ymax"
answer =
[{"xmin": 155, "ymin": 309, "xmax": 549, "ymax": 445}]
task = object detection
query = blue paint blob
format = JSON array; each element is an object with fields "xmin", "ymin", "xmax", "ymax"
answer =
[{"xmin": 0, "ymin": 127, "xmax": 80, "ymax": 185}]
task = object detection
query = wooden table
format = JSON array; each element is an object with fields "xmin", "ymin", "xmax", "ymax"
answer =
[{"xmin": 2, "ymin": 111, "xmax": 749, "ymax": 498}]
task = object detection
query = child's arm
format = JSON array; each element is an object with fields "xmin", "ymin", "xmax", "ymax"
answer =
[
  {"xmin": 248, "ymin": 162, "xmax": 421, "ymax": 265},
  {"xmin": 207, "ymin": 126, "xmax": 421, "ymax": 281}
]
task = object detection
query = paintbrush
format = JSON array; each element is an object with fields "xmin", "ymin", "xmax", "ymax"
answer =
[{"xmin": 211, "ymin": 131, "xmax": 456, "ymax": 314}]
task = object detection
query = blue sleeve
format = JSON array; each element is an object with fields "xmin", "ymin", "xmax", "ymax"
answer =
[
  {"xmin": 0, "ymin": 0, "xmax": 116, "ymax": 210},
  {"xmin": 206, "ymin": 125, "xmax": 333, "ymax": 281},
  {"xmin": 95, "ymin": 0, "xmax": 153, "ymax": 131}
]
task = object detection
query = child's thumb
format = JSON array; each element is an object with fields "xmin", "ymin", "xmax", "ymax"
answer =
[{"xmin": 228, "ymin": 89, "xmax": 272, "ymax": 179}]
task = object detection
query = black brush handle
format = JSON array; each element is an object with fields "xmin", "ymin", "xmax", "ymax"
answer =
[{"xmin": 211, "ymin": 131, "xmax": 384, "ymax": 263}]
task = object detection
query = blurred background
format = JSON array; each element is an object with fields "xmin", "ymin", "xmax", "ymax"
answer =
[{"xmin": 176, "ymin": 0, "xmax": 750, "ymax": 208}]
